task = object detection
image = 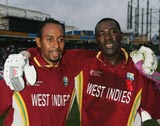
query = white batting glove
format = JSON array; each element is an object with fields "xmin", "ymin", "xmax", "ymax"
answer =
[
  {"xmin": 130, "ymin": 46, "xmax": 158, "ymax": 75},
  {"xmin": 3, "ymin": 53, "xmax": 37, "ymax": 91}
]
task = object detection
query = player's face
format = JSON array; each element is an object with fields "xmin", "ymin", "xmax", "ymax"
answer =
[
  {"xmin": 36, "ymin": 23, "xmax": 65, "ymax": 65},
  {"xmin": 96, "ymin": 21, "xmax": 122, "ymax": 58}
]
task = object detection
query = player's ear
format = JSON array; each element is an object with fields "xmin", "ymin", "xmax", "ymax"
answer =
[{"xmin": 35, "ymin": 37, "xmax": 41, "ymax": 48}]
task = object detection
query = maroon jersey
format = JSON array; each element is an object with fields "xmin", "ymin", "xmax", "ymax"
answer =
[
  {"xmin": 0, "ymin": 49, "xmax": 76, "ymax": 126},
  {"xmin": 73, "ymin": 49, "xmax": 160, "ymax": 126},
  {"xmin": 2, "ymin": 48, "xmax": 159, "ymax": 126}
]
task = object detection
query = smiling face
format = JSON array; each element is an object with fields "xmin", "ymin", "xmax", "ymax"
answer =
[
  {"xmin": 36, "ymin": 23, "xmax": 65, "ymax": 65},
  {"xmin": 95, "ymin": 20, "xmax": 122, "ymax": 59}
]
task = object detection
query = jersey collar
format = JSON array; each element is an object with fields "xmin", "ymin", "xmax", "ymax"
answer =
[
  {"xmin": 96, "ymin": 48, "xmax": 129, "ymax": 66},
  {"xmin": 33, "ymin": 53, "xmax": 61, "ymax": 68}
]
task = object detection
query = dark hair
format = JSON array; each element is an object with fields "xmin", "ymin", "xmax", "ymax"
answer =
[
  {"xmin": 95, "ymin": 18, "xmax": 121, "ymax": 35},
  {"xmin": 37, "ymin": 18, "xmax": 65, "ymax": 38}
]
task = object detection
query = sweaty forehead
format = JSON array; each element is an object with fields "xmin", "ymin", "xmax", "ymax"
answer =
[{"xmin": 97, "ymin": 21, "xmax": 117, "ymax": 31}]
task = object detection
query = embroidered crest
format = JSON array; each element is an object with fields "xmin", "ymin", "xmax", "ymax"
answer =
[{"xmin": 63, "ymin": 77, "xmax": 69, "ymax": 86}]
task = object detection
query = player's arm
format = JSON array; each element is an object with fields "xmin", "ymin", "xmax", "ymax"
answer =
[
  {"xmin": 130, "ymin": 46, "xmax": 158, "ymax": 75},
  {"xmin": 130, "ymin": 46, "xmax": 160, "ymax": 86},
  {"xmin": 141, "ymin": 78, "xmax": 160, "ymax": 125},
  {"xmin": 3, "ymin": 46, "xmax": 157, "ymax": 91}
]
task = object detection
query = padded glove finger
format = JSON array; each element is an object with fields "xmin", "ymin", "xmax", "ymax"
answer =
[{"xmin": 24, "ymin": 62, "xmax": 37, "ymax": 86}]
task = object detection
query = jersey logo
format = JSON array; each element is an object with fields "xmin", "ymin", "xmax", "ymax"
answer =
[
  {"xmin": 90, "ymin": 70, "xmax": 103, "ymax": 76},
  {"xmin": 63, "ymin": 76, "xmax": 69, "ymax": 86}
]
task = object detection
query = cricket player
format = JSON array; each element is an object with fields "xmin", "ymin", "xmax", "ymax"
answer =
[{"xmin": 0, "ymin": 18, "xmax": 76, "ymax": 126}]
